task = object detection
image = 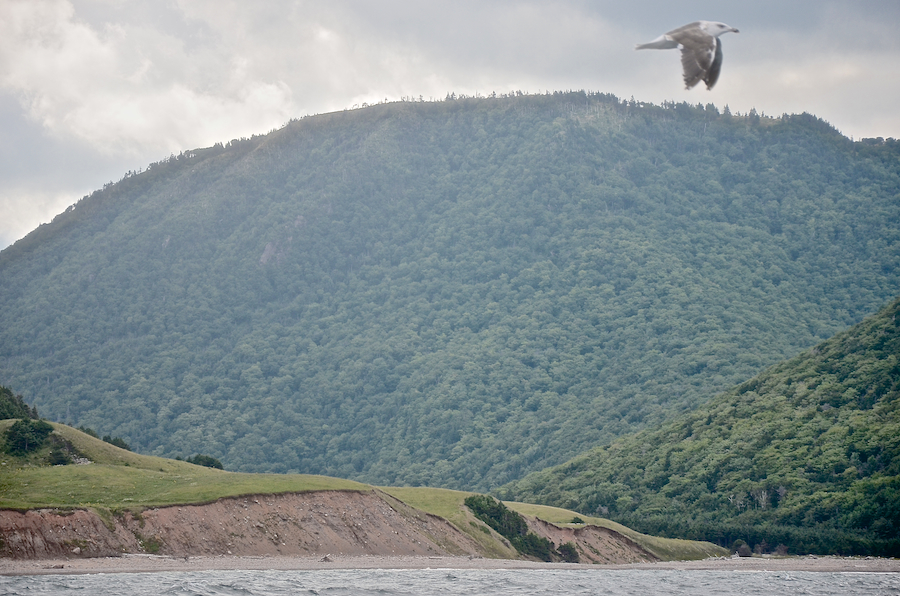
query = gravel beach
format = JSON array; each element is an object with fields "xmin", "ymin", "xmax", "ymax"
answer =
[{"xmin": 2, "ymin": 553, "xmax": 898, "ymax": 576}]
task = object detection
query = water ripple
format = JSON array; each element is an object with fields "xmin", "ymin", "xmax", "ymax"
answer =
[{"xmin": 2, "ymin": 568, "xmax": 898, "ymax": 596}]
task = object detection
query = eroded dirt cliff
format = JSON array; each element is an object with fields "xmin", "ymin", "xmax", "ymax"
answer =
[
  {"xmin": 525, "ymin": 517, "xmax": 656, "ymax": 564},
  {"xmin": 1, "ymin": 490, "xmax": 656, "ymax": 564}
]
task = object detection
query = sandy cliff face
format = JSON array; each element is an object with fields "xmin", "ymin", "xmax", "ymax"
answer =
[
  {"xmin": 0, "ymin": 491, "xmax": 479, "ymax": 560},
  {"xmin": 0, "ymin": 490, "xmax": 655, "ymax": 564},
  {"xmin": 0, "ymin": 507, "xmax": 140, "ymax": 559},
  {"xmin": 525, "ymin": 517, "xmax": 655, "ymax": 564},
  {"xmin": 120, "ymin": 490, "xmax": 481, "ymax": 558}
]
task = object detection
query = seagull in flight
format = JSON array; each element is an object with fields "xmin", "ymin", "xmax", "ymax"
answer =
[{"xmin": 636, "ymin": 21, "xmax": 739, "ymax": 90}]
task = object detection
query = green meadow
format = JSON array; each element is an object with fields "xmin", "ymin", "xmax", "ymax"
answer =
[{"xmin": 0, "ymin": 421, "xmax": 368, "ymax": 510}]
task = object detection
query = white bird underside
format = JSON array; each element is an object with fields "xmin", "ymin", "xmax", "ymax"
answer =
[{"xmin": 636, "ymin": 21, "xmax": 738, "ymax": 90}]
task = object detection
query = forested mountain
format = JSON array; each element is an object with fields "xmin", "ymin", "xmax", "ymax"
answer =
[
  {"xmin": 502, "ymin": 296, "xmax": 900, "ymax": 555},
  {"xmin": 1, "ymin": 92, "xmax": 898, "ymax": 489}
]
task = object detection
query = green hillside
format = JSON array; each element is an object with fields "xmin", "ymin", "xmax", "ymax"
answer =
[
  {"xmin": 1, "ymin": 92, "xmax": 898, "ymax": 489},
  {"xmin": 0, "ymin": 422, "xmax": 721, "ymax": 561},
  {"xmin": 0, "ymin": 421, "xmax": 367, "ymax": 510},
  {"xmin": 503, "ymin": 296, "xmax": 900, "ymax": 556}
]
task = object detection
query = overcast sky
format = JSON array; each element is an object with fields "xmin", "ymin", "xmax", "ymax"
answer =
[{"xmin": 2, "ymin": 0, "xmax": 899, "ymax": 249}]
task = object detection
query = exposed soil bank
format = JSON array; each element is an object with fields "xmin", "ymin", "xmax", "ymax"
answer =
[
  {"xmin": 0, "ymin": 491, "xmax": 479, "ymax": 560},
  {"xmin": 1, "ymin": 490, "xmax": 653, "ymax": 565},
  {"xmin": 525, "ymin": 517, "xmax": 656, "ymax": 564}
]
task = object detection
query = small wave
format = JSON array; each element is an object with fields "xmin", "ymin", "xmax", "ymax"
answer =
[{"xmin": 4, "ymin": 568, "xmax": 899, "ymax": 596}]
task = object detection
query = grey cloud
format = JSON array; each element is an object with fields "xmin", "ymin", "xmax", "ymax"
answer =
[{"xmin": 1, "ymin": 0, "xmax": 899, "ymax": 248}]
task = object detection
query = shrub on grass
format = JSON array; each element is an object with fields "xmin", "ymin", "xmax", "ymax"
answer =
[
  {"xmin": 186, "ymin": 454, "xmax": 224, "ymax": 469},
  {"xmin": 4, "ymin": 418, "xmax": 53, "ymax": 455}
]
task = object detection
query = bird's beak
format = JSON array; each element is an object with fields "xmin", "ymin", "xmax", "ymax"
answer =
[{"xmin": 732, "ymin": 28, "xmax": 740, "ymax": 33}]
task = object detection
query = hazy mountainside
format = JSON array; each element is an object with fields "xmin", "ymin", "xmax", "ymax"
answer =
[
  {"xmin": 1, "ymin": 92, "xmax": 899, "ymax": 490},
  {"xmin": 503, "ymin": 296, "xmax": 900, "ymax": 555}
]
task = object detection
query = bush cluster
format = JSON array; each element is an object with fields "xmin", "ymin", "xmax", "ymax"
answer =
[
  {"xmin": 464, "ymin": 494, "xmax": 577, "ymax": 562},
  {"xmin": 4, "ymin": 418, "xmax": 53, "ymax": 456}
]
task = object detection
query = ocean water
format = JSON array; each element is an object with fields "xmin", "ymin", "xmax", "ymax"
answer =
[{"xmin": 2, "ymin": 568, "xmax": 899, "ymax": 596}]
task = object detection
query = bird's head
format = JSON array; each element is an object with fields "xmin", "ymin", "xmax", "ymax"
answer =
[{"xmin": 701, "ymin": 21, "xmax": 739, "ymax": 37}]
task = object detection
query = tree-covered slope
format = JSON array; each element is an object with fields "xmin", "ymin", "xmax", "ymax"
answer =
[
  {"xmin": 1, "ymin": 92, "xmax": 899, "ymax": 489},
  {"xmin": 503, "ymin": 296, "xmax": 900, "ymax": 555},
  {"xmin": 0, "ymin": 385, "xmax": 37, "ymax": 421}
]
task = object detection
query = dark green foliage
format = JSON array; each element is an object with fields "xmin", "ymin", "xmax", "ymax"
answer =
[
  {"xmin": 504, "ymin": 296, "xmax": 900, "ymax": 556},
  {"xmin": 465, "ymin": 494, "xmax": 529, "ymax": 538},
  {"xmin": 557, "ymin": 541, "xmax": 579, "ymax": 562},
  {"xmin": 185, "ymin": 454, "xmax": 224, "ymax": 469},
  {"xmin": 79, "ymin": 426, "xmax": 129, "ymax": 451},
  {"xmin": 0, "ymin": 93, "xmax": 899, "ymax": 488},
  {"xmin": 78, "ymin": 426, "xmax": 99, "ymax": 438},
  {"xmin": 48, "ymin": 447, "xmax": 72, "ymax": 465},
  {"xmin": 46, "ymin": 433, "xmax": 81, "ymax": 466},
  {"xmin": 4, "ymin": 418, "xmax": 53, "ymax": 455},
  {"xmin": 2, "ymin": 418, "xmax": 84, "ymax": 464},
  {"xmin": 464, "ymin": 494, "xmax": 558, "ymax": 561},
  {"xmin": 0, "ymin": 385, "xmax": 36, "ymax": 420},
  {"xmin": 102, "ymin": 435, "xmax": 131, "ymax": 451},
  {"xmin": 513, "ymin": 532, "xmax": 557, "ymax": 562},
  {"xmin": 732, "ymin": 540, "xmax": 752, "ymax": 557}
]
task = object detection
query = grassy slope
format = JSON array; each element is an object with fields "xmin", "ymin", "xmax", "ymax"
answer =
[
  {"xmin": 0, "ymin": 422, "xmax": 368, "ymax": 510},
  {"xmin": 503, "ymin": 501, "xmax": 726, "ymax": 561},
  {"xmin": 380, "ymin": 486, "xmax": 518, "ymax": 559},
  {"xmin": 381, "ymin": 486, "xmax": 725, "ymax": 561},
  {"xmin": 0, "ymin": 422, "xmax": 720, "ymax": 560}
]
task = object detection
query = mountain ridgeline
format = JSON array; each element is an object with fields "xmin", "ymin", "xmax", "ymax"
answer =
[
  {"xmin": 1, "ymin": 92, "xmax": 899, "ymax": 489},
  {"xmin": 503, "ymin": 296, "xmax": 900, "ymax": 555}
]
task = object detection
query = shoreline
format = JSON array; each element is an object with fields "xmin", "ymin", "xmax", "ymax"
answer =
[{"xmin": 2, "ymin": 554, "xmax": 899, "ymax": 576}]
